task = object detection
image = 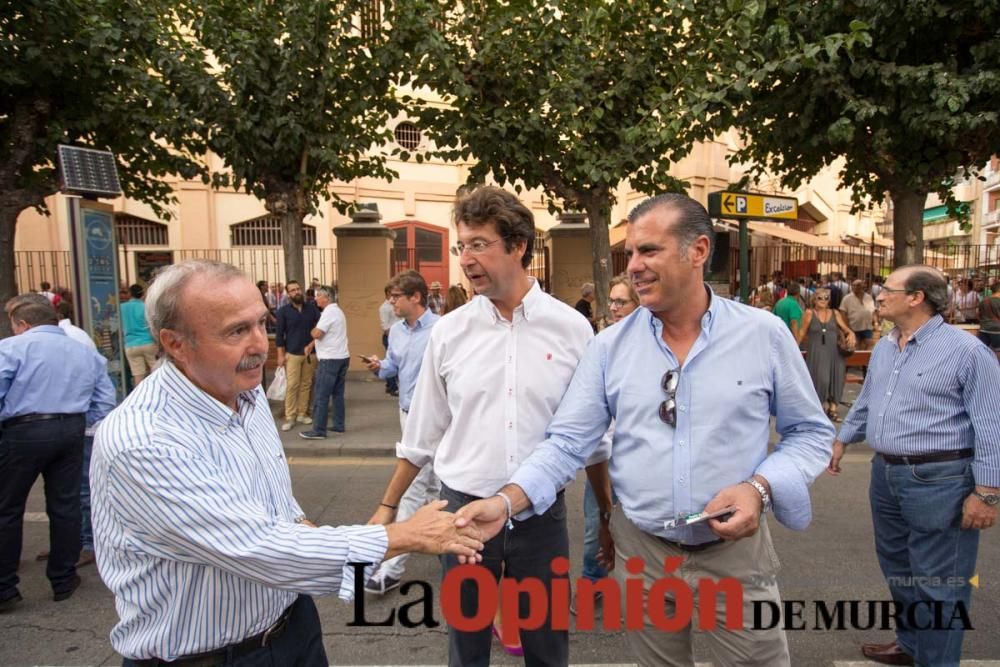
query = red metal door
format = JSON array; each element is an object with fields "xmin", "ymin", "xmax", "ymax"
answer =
[{"xmin": 385, "ymin": 221, "xmax": 450, "ymax": 289}]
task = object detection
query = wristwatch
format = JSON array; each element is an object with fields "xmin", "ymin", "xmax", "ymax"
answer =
[
  {"xmin": 973, "ymin": 491, "xmax": 1000, "ymax": 506},
  {"xmin": 743, "ymin": 478, "xmax": 772, "ymax": 513}
]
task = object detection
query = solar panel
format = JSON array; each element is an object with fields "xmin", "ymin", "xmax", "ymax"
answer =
[{"xmin": 58, "ymin": 145, "xmax": 123, "ymax": 198}]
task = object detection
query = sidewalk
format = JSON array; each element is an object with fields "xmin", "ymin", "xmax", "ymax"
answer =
[{"xmin": 271, "ymin": 374, "xmax": 403, "ymax": 457}]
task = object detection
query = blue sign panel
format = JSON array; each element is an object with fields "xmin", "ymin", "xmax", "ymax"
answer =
[{"xmin": 80, "ymin": 205, "xmax": 126, "ymax": 400}]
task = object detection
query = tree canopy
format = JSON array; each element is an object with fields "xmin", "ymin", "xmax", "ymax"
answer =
[
  {"xmin": 181, "ymin": 0, "xmax": 417, "ymax": 284},
  {"xmin": 402, "ymin": 0, "xmax": 765, "ymax": 316},
  {"xmin": 0, "ymin": 0, "xmax": 207, "ymax": 334},
  {"xmin": 725, "ymin": 0, "xmax": 1000, "ymax": 266}
]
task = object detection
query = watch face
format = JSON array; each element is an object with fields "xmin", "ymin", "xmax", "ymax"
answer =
[{"xmin": 978, "ymin": 493, "xmax": 1000, "ymax": 506}]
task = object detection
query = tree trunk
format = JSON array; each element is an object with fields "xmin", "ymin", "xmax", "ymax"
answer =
[
  {"xmin": 280, "ymin": 207, "xmax": 305, "ymax": 286},
  {"xmin": 582, "ymin": 189, "xmax": 613, "ymax": 326},
  {"xmin": 0, "ymin": 204, "xmax": 19, "ymax": 339},
  {"xmin": 890, "ymin": 188, "xmax": 928, "ymax": 268},
  {"xmin": 264, "ymin": 187, "xmax": 306, "ymax": 286}
]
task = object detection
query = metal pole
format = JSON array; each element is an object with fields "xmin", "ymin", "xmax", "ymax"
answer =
[{"xmin": 740, "ymin": 219, "xmax": 749, "ymax": 303}]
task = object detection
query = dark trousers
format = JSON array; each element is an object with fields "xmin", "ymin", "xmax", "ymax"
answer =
[
  {"xmin": 122, "ymin": 595, "xmax": 328, "ymax": 666},
  {"xmin": 0, "ymin": 415, "xmax": 85, "ymax": 599},
  {"xmin": 440, "ymin": 484, "xmax": 569, "ymax": 667},
  {"xmin": 382, "ymin": 333, "xmax": 398, "ymax": 393},
  {"xmin": 311, "ymin": 358, "xmax": 349, "ymax": 434}
]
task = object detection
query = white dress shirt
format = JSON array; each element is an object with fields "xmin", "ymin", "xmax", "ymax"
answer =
[
  {"xmin": 59, "ymin": 318, "xmax": 97, "ymax": 349},
  {"xmin": 398, "ymin": 280, "xmax": 593, "ymax": 497},
  {"xmin": 314, "ymin": 303, "xmax": 349, "ymax": 360},
  {"xmin": 379, "ymin": 299, "xmax": 400, "ymax": 333},
  {"xmin": 91, "ymin": 360, "xmax": 386, "ymax": 660}
]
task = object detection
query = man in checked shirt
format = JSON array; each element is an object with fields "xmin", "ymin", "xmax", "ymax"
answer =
[{"xmin": 830, "ymin": 265, "xmax": 1000, "ymax": 667}]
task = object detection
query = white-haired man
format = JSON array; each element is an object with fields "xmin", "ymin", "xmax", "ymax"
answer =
[{"xmin": 90, "ymin": 259, "xmax": 482, "ymax": 666}]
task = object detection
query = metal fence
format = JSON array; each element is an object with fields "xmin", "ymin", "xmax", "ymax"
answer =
[
  {"xmin": 528, "ymin": 238, "xmax": 550, "ymax": 292},
  {"xmin": 15, "ymin": 247, "xmax": 338, "ymax": 293},
  {"xmin": 13, "ymin": 250, "xmax": 73, "ymax": 294}
]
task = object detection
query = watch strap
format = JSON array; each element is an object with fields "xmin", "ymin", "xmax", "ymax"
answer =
[{"xmin": 743, "ymin": 478, "xmax": 772, "ymax": 513}]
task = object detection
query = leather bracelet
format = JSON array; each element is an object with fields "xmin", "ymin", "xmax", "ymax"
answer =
[
  {"xmin": 495, "ymin": 492, "xmax": 515, "ymax": 530},
  {"xmin": 380, "ymin": 502, "xmax": 398, "ymax": 510}
]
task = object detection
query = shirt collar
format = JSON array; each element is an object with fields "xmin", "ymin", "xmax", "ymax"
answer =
[
  {"xmin": 159, "ymin": 359, "xmax": 259, "ymax": 428},
  {"xmin": 481, "ymin": 278, "xmax": 543, "ymax": 323},
  {"xmin": 405, "ymin": 308, "xmax": 437, "ymax": 330},
  {"xmin": 644, "ymin": 283, "xmax": 718, "ymax": 337},
  {"xmin": 888, "ymin": 314, "xmax": 944, "ymax": 346},
  {"xmin": 24, "ymin": 324, "xmax": 65, "ymax": 337}
]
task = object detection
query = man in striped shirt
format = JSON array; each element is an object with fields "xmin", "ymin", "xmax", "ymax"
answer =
[
  {"xmin": 830, "ymin": 265, "xmax": 1000, "ymax": 667},
  {"xmin": 91, "ymin": 259, "xmax": 482, "ymax": 666}
]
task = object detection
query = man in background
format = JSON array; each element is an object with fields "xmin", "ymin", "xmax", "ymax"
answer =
[
  {"xmin": 275, "ymin": 280, "xmax": 320, "ymax": 432},
  {"xmin": 378, "ymin": 283, "xmax": 401, "ymax": 397},
  {"xmin": 299, "ymin": 286, "xmax": 350, "ymax": 439},
  {"xmin": 1, "ymin": 296, "xmax": 115, "ymax": 610}
]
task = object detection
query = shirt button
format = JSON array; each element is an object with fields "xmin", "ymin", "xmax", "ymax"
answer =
[
  {"xmin": 678, "ymin": 406, "xmax": 687, "ymax": 412},
  {"xmin": 887, "ymin": 391, "xmax": 892, "ymax": 396},
  {"xmin": 678, "ymin": 441, "xmax": 684, "ymax": 446}
]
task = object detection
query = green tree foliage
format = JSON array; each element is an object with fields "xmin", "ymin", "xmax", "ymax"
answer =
[
  {"xmin": 181, "ymin": 0, "xmax": 414, "ymax": 285},
  {"xmin": 0, "ymin": 0, "xmax": 206, "ymax": 335},
  {"xmin": 402, "ymin": 0, "xmax": 763, "ymax": 317},
  {"xmin": 725, "ymin": 0, "xmax": 1000, "ymax": 266}
]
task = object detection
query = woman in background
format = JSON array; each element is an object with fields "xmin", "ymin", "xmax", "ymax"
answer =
[
  {"xmin": 796, "ymin": 287, "xmax": 855, "ymax": 422},
  {"xmin": 444, "ymin": 284, "xmax": 467, "ymax": 314}
]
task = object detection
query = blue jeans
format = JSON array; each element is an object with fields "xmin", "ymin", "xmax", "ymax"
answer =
[
  {"xmin": 582, "ymin": 480, "xmax": 617, "ymax": 582},
  {"xmin": 81, "ymin": 435, "xmax": 94, "ymax": 551},
  {"xmin": 311, "ymin": 358, "xmax": 348, "ymax": 434},
  {"xmin": 870, "ymin": 454, "xmax": 978, "ymax": 667}
]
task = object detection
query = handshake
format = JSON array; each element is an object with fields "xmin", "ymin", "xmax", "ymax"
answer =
[{"xmin": 370, "ymin": 500, "xmax": 485, "ymax": 562}]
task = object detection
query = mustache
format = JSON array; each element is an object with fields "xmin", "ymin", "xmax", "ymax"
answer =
[{"xmin": 237, "ymin": 354, "xmax": 267, "ymax": 372}]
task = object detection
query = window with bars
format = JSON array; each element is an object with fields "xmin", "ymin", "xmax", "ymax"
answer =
[
  {"xmin": 116, "ymin": 215, "xmax": 169, "ymax": 246},
  {"xmin": 230, "ymin": 216, "xmax": 317, "ymax": 247},
  {"xmin": 394, "ymin": 121, "xmax": 422, "ymax": 151},
  {"xmin": 360, "ymin": 0, "xmax": 381, "ymax": 40}
]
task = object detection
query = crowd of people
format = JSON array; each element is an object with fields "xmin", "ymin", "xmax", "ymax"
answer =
[{"xmin": 1, "ymin": 187, "xmax": 998, "ymax": 667}]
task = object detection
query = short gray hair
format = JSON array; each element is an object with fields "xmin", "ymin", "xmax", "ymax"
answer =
[
  {"xmin": 580, "ymin": 282, "xmax": 595, "ymax": 297},
  {"xmin": 145, "ymin": 259, "xmax": 245, "ymax": 346},
  {"xmin": 5, "ymin": 292, "xmax": 51, "ymax": 315},
  {"xmin": 315, "ymin": 285, "xmax": 336, "ymax": 302},
  {"xmin": 627, "ymin": 193, "xmax": 715, "ymax": 269},
  {"xmin": 901, "ymin": 265, "xmax": 949, "ymax": 316}
]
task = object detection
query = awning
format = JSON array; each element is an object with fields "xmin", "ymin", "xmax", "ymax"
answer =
[
  {"xmin": 746, "ymin": 221, "xmax": 842, "ymax": 247},
  {"xmin": 843, "ymin": 234, "xmax": 893, "ymax": 248}
]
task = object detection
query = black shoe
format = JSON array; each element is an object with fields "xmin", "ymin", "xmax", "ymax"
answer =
[
  {"xmin": 298, "ymin": 431, "xmax": 327, "ymax": 440},
  {"xmin": 0, "ymin": 592, "xmax": 23, "ymax": 612},
  {"xmin": 53, "ymin": 574, "xmax": 81, "ymax": 602}
]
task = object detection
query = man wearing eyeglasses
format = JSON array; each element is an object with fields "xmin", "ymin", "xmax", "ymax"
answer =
[
  {"xmin": 361, "ymin": 270, "xmax": 442, "ymax": 594},
  {"xmin": 830, "ymin": 265, "xmax": 1000, "ymax": 667},
  {"xmin": 456, "ymin": 193, "xmax": 834, "ymax": 666},
  {"xmin": 369, "ymin": 186, "xmax": 593, "ymax": 665}
]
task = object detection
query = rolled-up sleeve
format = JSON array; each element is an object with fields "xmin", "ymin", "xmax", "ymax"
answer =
[
  {"xmin": 963, "ymin": 344, "xmax": 1000, "ymax": 487},
  {"xmin": 755, "ymin": 324, "xmax": 834, "ymax": 530}
]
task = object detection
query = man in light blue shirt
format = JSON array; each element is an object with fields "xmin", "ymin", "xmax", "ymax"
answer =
[
  {"xmin": 0, "ymin": 296, "xmax": 115, "ymax": 611},
  {"xmin": 456, "ymin": 193, "xmax": 833, "ymax": 666},
  {"xmin": 831, "ymin": 265, "xmax": 1000, "ymax": 667},
  {"xmin": 362, "ymin": 270, "xmax": 441, "ymax": 593}
]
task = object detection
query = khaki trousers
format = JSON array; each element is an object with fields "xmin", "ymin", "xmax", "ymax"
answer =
[
  {"xmin": 283, "ymin": 354, "xmax": 315, "ymax": 420},
  {"xmin": 125, "ymin": 343, "xmax": 158, "ymax": 379},
  {"xmin": 609, "ymin": 509, "xmax": 790, "ymax": 667}
]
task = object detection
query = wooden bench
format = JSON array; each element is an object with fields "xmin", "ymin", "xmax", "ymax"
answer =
[{"xmin": 843, "ymin": 349, "xmax": 871, "ymax": 384}]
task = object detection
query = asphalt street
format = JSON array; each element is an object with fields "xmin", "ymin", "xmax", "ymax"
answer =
[{"xmin": 1, "ymin": 377, "xmax": 998, "ymax": 666}]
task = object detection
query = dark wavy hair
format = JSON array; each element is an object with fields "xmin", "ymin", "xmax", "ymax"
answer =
[{"xmin": 453, "ymin": 186, "xmax": 535, "ymax": 269}]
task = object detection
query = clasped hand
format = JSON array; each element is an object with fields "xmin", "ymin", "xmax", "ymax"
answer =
[{"xmin": 382, "ymin": 500, "xmax": 485, "ymax": 561}]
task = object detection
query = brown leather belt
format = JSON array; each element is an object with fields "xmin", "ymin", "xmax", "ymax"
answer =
[
  {"xmin": 132, "ymin": 603, "xmax": 294, "ymax": 667},
  {"xmin": 880, "ymin": 448, "xmax": 974, "ymax": 466}
]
